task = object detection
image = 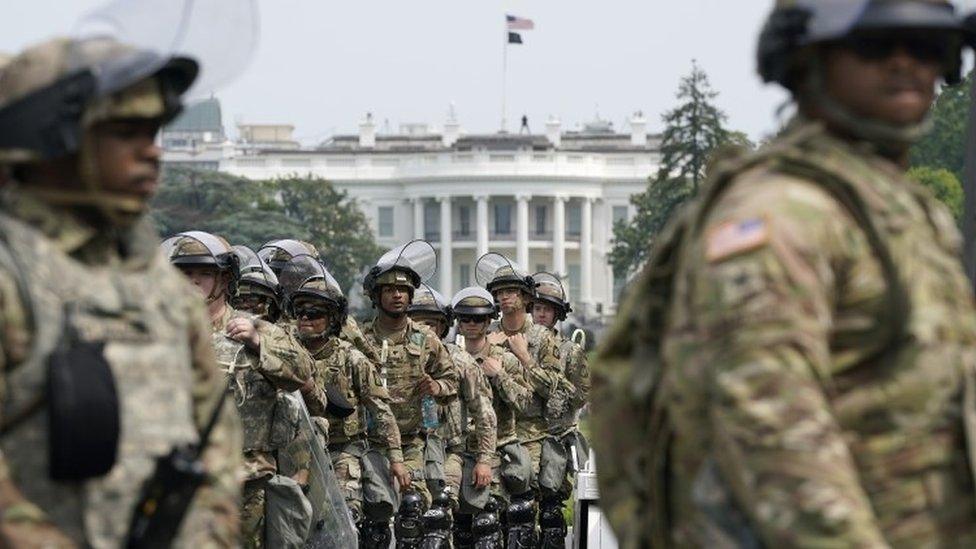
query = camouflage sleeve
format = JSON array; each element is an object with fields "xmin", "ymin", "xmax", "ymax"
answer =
[
  {"xmin": 302, "ymin": 359, "xmax": 329, "ymax": 418},
  {"xmin": 341, "ymin": 316, "xmax": 381, "ymax": 365},
  {"xmin": 461, "ymin": 362, "xmax": 497, "ymax": 465},
  {"xmin": 253, "ymin": 319, "xmax": 313, "ymax": 392},
  {"xmin": 518, "ymin": 329, "xmax": 564, "ymax": 398},
  {"xmin": 678, "ymin": 172, "xmax": 886, "ymax": 546},
  {"xmin": 424, "ymin": 333, "xmax": 459, "ymax": 403},
  {"xmin": 182, "ymin": 294, "xmax": 243, "ymax": 547},
  {"xmin": 489, "ymin": 350, "xmax": 535, "ymax": 414},
  {"xmin": 563, "ymin": 343, "xmax": 590, "ymax": 413},
  {"xmin": 351, "ymin": 349, "xmax": 404, "ymax": 463}
]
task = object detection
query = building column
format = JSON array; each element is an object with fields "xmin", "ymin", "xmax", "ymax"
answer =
[
  {"xmin": 516, "ymin": 194, "xmax": 530, "ymax": 268},
  {"xmin": 552, "ymin": 195, "xmax": 567, "ymax": 277},
  {"xmin": 581, "ymin": 197, "xmax": 593, "ymax": 310},
  {"xmin": 438, "ymin": 195, "xmax": 453, "ymax": 296},
  {"xmin": 475, "ymin": 195, "xmax": 489, "ymax": 258},
  {"xmin": 413, "ymin": 197, "xmax": 424, "ymax": 240}
]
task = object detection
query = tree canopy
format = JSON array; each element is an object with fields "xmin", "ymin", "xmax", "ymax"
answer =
[{"xmin": 151, "ymin": 168, "xmax": 382, "ymax": 294}]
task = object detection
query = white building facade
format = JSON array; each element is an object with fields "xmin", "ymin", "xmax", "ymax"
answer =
[{"xmin": 164, "ymin": 112, "xmax": 659, "ymax": 318}]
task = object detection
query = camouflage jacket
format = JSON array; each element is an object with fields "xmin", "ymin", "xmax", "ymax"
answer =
[
  {"xmin": 305, "ymin": 336, "xmax": 404, "ymax": 463},
  {"xmin": 468, "ymin": 342, "xmax": 533, "ymax": 448},
  {"xmin": 592, "ymin": 119, "xmax": 976, "ymax": 548},
  {"xmin": 212, "ymin": 305, "xmax": 312, "ymax": 481},
  {"xmin": 489, "ymin": 316, "xmax": 563, "ymax": 442},
  {"xmin": 362, "ymin": 318, "xmax": 458, "ymax": 438},
  {"xmin": 0, "ymin": 189, "xmax": 242, "ymax": 547},
  {"xmin": 440, "ymin": 343, "xmax": 497, "ymax": 464},
  {"xmin": 545, "ymin": 334, "xmax": 591, "ymax": 435}
]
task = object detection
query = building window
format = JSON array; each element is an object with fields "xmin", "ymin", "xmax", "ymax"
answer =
[
  {"xmin": 424, "ymin": 203, "xmax": 440, "ymax": 240},
  {"xmin": 567, "ymin": 204, "xmax": 582, "ymax": 236},
  {"xmin": 378, "ymin": 206, "xmax": 394, "ymax": 237},
  {"xmin": 459, "ymin": 206, "xmax": 471, "ymax": 236},
  {"xmin": 612, "ymin": 205, "xmax": 629, "ymax": 225},
  {"xmin": 535, "ymin": 205, "xmax": 547, "ymax": 235},
  {"xmin": 567, "ymin": 264, "xmax": 581, "ymax": 302},
  {"xmin": 459, "ymin": 265, "xmax": 471, "ymax": 288},
  {"xmin": 494, "ymin": 203, "xmax": 512, "ymax": 235}
]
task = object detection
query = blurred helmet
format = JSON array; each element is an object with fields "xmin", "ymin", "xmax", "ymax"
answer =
[
  {"xmin": 450, "ymin": 287, "xmax": 499, "ymax": 319},
  {"xmin": 532, "ymin": 272, "xmax": 572, "ymax": 321},
  {"xmin": 258, "ymin": 239, "xmax": 320, "ymax": 276},
  {"xmin": 475, "ymin": 253, "xmax": 535, "ymax": 296},
  {"xmin": 363, "ymin": 240, "xmax": 437, "ymax": 302},
  {"xmin": 161, "ymin": 231, "xmax": 240, "ymax": 299},
  {"xmin": 408, "ymin": 284, "xmax": 453, "ymax": 337},
  {"xmin": 279, "ymin": 254, "xmax": 347, "ymax": 337},
  {"xmin": 231, "ymin": 245, "xmax": 282, "ymax": 321}
]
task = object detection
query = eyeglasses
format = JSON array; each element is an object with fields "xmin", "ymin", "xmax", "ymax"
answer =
[
  {"xmin": 834, "ymin": 31, "xmax": 959, "ymax": 64},
  {"xmin": 294, "ymin": 307, "xmax": 330, "ymax": 320},
  {"xmin": 458, "ymin": 316, "xmax": 487, "ymax": 324}
]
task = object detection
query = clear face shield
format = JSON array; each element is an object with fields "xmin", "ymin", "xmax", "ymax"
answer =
[
  {"xmin": 374, "ymin": 240, "xmax": 438, "ymax": 285},
  {"xmin": 160, "ymin": 231, "xmax": 235, "ymax": 302},
  {"xmin": 258, "ymin": 239, "xmax": 319, "ymax": 275}
]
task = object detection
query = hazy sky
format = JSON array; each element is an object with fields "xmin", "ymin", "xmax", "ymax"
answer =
[{"xmin": 2, "ymin": 0, "xmax": 791, "ymax": 144}]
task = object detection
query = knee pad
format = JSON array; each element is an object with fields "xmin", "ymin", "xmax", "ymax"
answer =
[
  {"xmin": 422, "ymin": 489, "xmax": 454, "ymax": 545},
  {"xmin": 359, "ymin": 519, "xmax": 391, "ymax": 549},
  {"xmin": 505, "ymin": 497, "xmax": 536, "ymax": 526},
  {"xmin": 453, "ymin": 513, "xmax": 475, "ymax": 549},
  {"xmin": 538, "ymin": 496, "xmax": 567, "ymax": 548},
  {"xmin": 471, "ymin": 507, "xmax": 501, "ymax": 548},
  {"xmin": 395, "ymin": 491, "xmax": 426, "ymax": 547}
]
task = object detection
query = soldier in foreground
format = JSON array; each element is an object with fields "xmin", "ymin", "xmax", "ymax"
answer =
[
  {"xmin": 451, "ymin": 287, "xmax": 536, "ymax": 547},
  {"xmin": 0, "ymin": 38, "xmax": 242, "ymax": 546},
  {"xmin": 280, "ymin": 254, "xmax": 404, "ymax": 548},
  {"xmin": 593, "ymin": 1, "xmax": 976, "ymax": 547},
  {"xmin": 361, "ymin": 241, "xmax": 459, "ymax": 540},
  {"xmin": 530, "ymin": 272, "xmax": 591, "ymax": 547},
  {"xmin": 164, "ymin": 231, "xmax": 315, "ymax": 548},
  {"xmin": 407, "ymin": 286, "xmax": 497, "ymax": 547}
]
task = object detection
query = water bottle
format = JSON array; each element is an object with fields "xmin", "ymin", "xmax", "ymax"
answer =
[{"xmin": 421, "ymin": 396, "xmax": 439, "ymax": 430}]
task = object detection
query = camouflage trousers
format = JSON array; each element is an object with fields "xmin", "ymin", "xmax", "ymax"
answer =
[
  {"xmin": 242, "ymin": 477, "xmax": 268, "ymax": 549},
  {"xmin": 330, "ymin": 442, "xmax": 365, "ymax": 520},
  {"xmin": 525, "ymin": 438, "xmax": 574, "ymax": 498},
  {"xmin": 443, "ymin": 446, "xmax": 497, "ymax": 511},
  {"xmin": 402, "ymin": 432, "xmax": 432, "ymax": 506}
]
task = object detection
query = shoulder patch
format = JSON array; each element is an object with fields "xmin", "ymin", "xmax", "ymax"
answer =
[
  {"xmin": 410, "ymin": 331, "xmax": 426, "ymax": 347},
  {"xmin": 705, "ymin": 217, "xmax": 769, "ymax": 263}
]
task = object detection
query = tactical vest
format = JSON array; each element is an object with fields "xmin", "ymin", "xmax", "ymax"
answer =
[
  {"xmin": 0, "ymin": 214, "xmax": 198, "ymax": 548},
  {"xmin": 319, "ymin": 341, "xmax": 366, "ymax": 443},
  {"xmin": 510, "ymin": 322, "xmax": 554, "ymax": 443},
  {"xmin": 440, "ymin": 344, "xmax": 470, "ymax": 450},
  {"xmin": 376, "ymin": 324, "xmax": 432, "ymax": 437},
  {"xmin": 213, "ymin": 311, "xmax": 284, "ymax": 454},
  {"xmin": 593, "ymin": 123, "xmax": 976, "ymax": 548},
  {"xmin": 544, "ymin": 338, "xmax": 585, "ymax": 433}
]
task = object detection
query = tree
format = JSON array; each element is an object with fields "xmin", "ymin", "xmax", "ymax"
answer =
[
  {"xmin": 151, "ymin": 168, "xmax": 382, "ymax": 294},
  {"xmin": 610, "ymin": 61, "xmax": 748, "ymax": 277},
  {"xmin": 911, "ymin": 73, "xmax": 972, "ymax": 181},
  {"xmin": 908, "ymin": 166, "xmax": 963, "ymax": 221}
]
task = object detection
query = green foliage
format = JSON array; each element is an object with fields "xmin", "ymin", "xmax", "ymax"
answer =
[
  {"xmin": 907, "ymin": 166, "xmax": 963, "ymax": 221},
  {"xmin": 610, "ymin": 61, "xmax": 748, "ymax": 277},
  {"xmin": 911, "ymin": 73, "xmax": 972, "ymax": 181},
  {"xmin": 151, "ymin": 168, "xmax": 382, "ymax": 293}
]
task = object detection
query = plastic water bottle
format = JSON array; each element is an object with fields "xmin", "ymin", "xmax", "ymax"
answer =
[{"xmin": 422, "ymin": 396, "xmax": 439, "ymax": 430}]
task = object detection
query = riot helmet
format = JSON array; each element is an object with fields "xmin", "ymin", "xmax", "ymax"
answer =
[
  {"xmin": 475, "ymin": 252, "xmax": 536, "ymax": 305},
  {"xmin": 231, "ymin": 245, "xmax": 282, "ymax": 322},
  {"xmin": 532, "ymin": 271, "xmax": 572, "ymax": 322},
  {"xmin": 258, "ymin": 239, "xmax": 320, "ymax": 276},
  {"xmin": 451, "ymin": 287, "xmax": 499, "ymax": 320},
  {"xmin": 408, "ymin": 284, "xmax": 453, "ymax": 339},
  {"xmin": 161, "ymin": 231, "xmax": 240, "ymax": 302},
  {"xmin": 280, "ymin": 254, "xmax": 347, "ymax": 339},
  {"xmin": 363, "ymin": 240, "xmax": 437, "ymax": 303}
]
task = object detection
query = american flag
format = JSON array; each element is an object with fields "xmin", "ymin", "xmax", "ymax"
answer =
[{"xmin": 506, "ymin": 15, "xmax": 535, "ymax": 30}]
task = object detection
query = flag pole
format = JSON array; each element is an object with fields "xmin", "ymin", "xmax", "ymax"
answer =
[{"xmin": 501, "ymin": 21, "xmax": 508, "ymax": 133}]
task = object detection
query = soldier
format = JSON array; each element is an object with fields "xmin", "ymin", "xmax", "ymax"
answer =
[
  {"xmin": 451, "ymin": 287, "xmax": 537, "ymax": 547},
  {"xmin": 232, "ymin": 245, "xmax": 284, "ymax": 323},
  {"xmin": 407, "ymin": 285, "xmax": 497, "ymax": 547},
  {"xmin": 279, "ymin": 254, "xmax": 404, "ymax": 548},
  {"xmin": 163, "ymin": 231, "xmax": 315, "ymax": 548},
  {"xmin": 0, "ymin": 37, "xmax": 242, "ymax": 547},
  {"xmin": 361, "ymin": 241, "xmax": 459, "ymax": 515},
  {"xmin": 592, "ymin": 1, "xmax": 976, "ymax": 547},
  {"xmin": 530, "ymin": 272, "xmax": 591, "ymax": 547},
  {"xmin": 475, "ymin": 253, "xmax": 563, "ymax": 532},
  {"xmin": 259, "ymin": 238, "xmax": 381, "ymax": 364}
]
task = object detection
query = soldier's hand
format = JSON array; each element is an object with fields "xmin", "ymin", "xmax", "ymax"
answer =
[
  {"xmin": 480, "ymin": 357, "xmax": 503, "ymax": 378},
  {"xmin": 507, "ymin": 333, "xmax": 530, "ymax": 363},
  {"xmin": 486, "ymin": 332, "xmax": 508, "ymax": 346},
  {"xmin": 472, "ymin": 463, "xmax": 491, "ymax": 489},
  {"xmin": 390, "ymin": 461, "xmax": 412, "ymax": 491},
  {"xmin": 226, "ymin": 318, "xmax": 261, "ymax": 351},
  {"xmin": 299, "ymin": 377, "xmax": 317, "ymax": 395},
  {"xmin": 418, "ymin": 375, "xmax": 441, "ymax": 396},
  {"xmin": 0, "ymin": 519, "xmax": 77, "ymax": 549}
]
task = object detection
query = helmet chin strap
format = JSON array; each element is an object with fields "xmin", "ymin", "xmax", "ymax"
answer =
[{"xmin": 806, "ymin": 59, "xmax": 933, "ymax": 158}]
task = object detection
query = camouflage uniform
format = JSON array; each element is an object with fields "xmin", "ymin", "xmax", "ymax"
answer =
[
  {"xmin": 211, "ymin": 305, "xmax": 313, "ymax": 548},
  {"xmin": 440, "ymin": 343, "xmax": 497, "ymax": 504},
  {"xmin": 362, "ymin": 318, "xmax": 458, "ymax": 505},
  {"xmin": 305, "ymin": 336, "xmax": 402, "ymax": 518},
  {"xmin": 594, "ymin": 117, "xmax": 976, "ymax": 548}
]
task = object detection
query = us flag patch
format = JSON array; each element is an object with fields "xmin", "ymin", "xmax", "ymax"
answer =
[{"xmin": 706, "ymin": 218, "xmax": 769, "ymax": 262}]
